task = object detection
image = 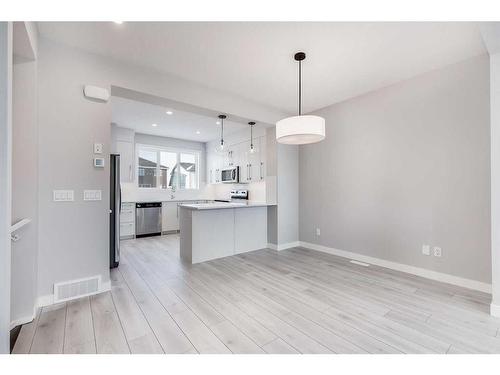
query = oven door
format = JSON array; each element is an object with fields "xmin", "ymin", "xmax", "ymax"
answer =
[{"xmin": 221, "ymin": 167, "xmax": 239, "ymax": 183}]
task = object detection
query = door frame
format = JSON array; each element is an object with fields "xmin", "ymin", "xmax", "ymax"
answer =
[{"xmin": 0, "ymin": 21, "xmax": 13, "ymax": 354}]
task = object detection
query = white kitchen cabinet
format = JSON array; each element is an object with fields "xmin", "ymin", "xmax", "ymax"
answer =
[
  {"xmin": 238, "ymin": 141, "xmax": 251, "ymax": 183},
  {"xmin": 206, "ymin": 152, "xmax": 213, "ymax": 184},
  {"xmin": 207, "ymin": 152, "xmax": 223, "ymax": 184},
  {"xmin": 248, "ymin": 137, "xmax": 262, "ymax": 182},
  {"xmin": 120, "ymin": 222, "xmax": 135, "ymax": 237},
  {"xmin": 120, "ymin": 202, "xmax": 135, "ymax": 239},
  {"xmin": 238, "ymin": 137, "xmax": 265, "ymax": 183},
  {"xmin": 206, "ymin": 135, "xmax": 267, "ymax": 185},
  {"xmin": 162, "ymin": 201, "xmax": 179, "ymax": 232},
  {"xmin": 224, "ymin": 146, "xmax": 238, "ymax": 168},
  {"xmin": 116, "ymin": 140, "xmax": 135, "ymax": 183},
  {"xmin": 257, "ymin": 136, "xmax": 266, "ymax": 181}
]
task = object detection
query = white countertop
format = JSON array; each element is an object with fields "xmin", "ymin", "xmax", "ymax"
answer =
[
  {"xmin": 179, "ymin": 202, "xmax": 273, "ymax": 210},
  {"xmin": 122, "ymin": 199, "xmax": 212, "ymax": 204}
]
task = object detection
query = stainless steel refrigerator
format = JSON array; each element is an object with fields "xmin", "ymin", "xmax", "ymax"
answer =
[{"xmin": 110, "ymin": 154, "xmax": 120, "ymax": 268}]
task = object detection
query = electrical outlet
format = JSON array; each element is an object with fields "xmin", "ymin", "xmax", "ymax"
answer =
[
  {"xmin": 422, "ymin": 245, "xmax": 430, "ymax": 256},
  {"xmin": 316, "ymin": 228, "xmax": 321, "ymax": 236},
  {"xmin": 433, "ymin": 246, "xmax": 442, "ymax": 257}
]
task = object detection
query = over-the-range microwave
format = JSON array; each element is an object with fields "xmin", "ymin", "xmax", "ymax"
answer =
[{"xmin": 221, "ymin": 166, "xmax": 239, "ymax": 183}]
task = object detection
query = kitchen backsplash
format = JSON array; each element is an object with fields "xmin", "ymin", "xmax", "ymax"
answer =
[
  {"xmin": 213, "ymin": 180, "xmax": 266, "ymax": 203},
  {"xmin": 121, "ymin": 180, "xmax": 267, "ymax": 203}
]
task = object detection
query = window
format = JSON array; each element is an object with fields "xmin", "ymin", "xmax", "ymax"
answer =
[
  {"xmin": 180, "ymin": 153, "xmax": 198, "ymax": 189},
  {"xmin": 138, "ymin": 149, "xmax": 158, "ymax": 188},
  {"xmin": 137, "ymin": 145, "xmax": 199, "ymax": 190}
]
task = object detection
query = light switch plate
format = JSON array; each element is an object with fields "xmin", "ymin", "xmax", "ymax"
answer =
[
  {"xmin": 53, "ymin": 190, "xmax": 74, "ymax": 202},
  {"xmin": 93, "ymin": 143, "xmax": 103, "ymax": 154},
  {"xmin": 84, "ymin": 190, "xmax": 102, "ymax": 201}
]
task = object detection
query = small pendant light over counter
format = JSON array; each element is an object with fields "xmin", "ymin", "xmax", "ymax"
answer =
[
  {"xmin": 276, "ymin": 52, "xmax": 325, "ymax": 145},
  {"xmin": 218, "ymin": 114, "xmax": 226, "ymax": 150},
  {"xmin": 249, "ymin": 121, "xmax": 256, "ymax": 153}
]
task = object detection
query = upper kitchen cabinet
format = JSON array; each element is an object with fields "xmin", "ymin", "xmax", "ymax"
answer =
[
  {"xmin": 257, "ymin": 136, "xmax": 266, "ymax": 181},
  {"xmin": 240, "ymin": 136, "xmax": 266, "ymax": 183},
  {"xmin": 207, "ymin": 151, "xmax": 223, "ymax": 184},
  {"xmin": 111, "ymin": 125, "xmax": 135, "ymax": 183},
  {"xmin": 205, "ymin": 125, "xmax": 268, "ymax": 185},
  {"xmin": 116, "ymin": 140, "xmax": 135, "ymax": 183},
  {"xmin": 224, "ymin": 145, "xmax": 239, "ymax": 168}
]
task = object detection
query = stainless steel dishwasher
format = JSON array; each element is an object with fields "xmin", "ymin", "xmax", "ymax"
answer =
[{"xmin": 135, "ymin": 202, "xmax": 162, "ymax": 238}]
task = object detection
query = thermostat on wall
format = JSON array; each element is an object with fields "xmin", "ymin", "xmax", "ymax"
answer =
[{"xmin": 94, "ymin": 157, "xmax": 105, "ymax": 168}]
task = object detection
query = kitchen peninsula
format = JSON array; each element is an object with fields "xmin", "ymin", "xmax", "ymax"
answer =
[{"xmin": 179, "ymin": 201, "xmax": 269, "ymax": 264}]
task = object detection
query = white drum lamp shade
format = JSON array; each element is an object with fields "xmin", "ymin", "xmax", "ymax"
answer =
[{"xmin": 276, "ymin": 115, "xmax": 325, "ymax": 145}]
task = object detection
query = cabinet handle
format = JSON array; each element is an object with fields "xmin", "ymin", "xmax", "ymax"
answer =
[
  {"xmin": 260, "ymin": 162, "xmax": 263, "ymax": 180},
  {"xmin": 129, "ymin": 165, "xmax": 132, "ymax": 181}
]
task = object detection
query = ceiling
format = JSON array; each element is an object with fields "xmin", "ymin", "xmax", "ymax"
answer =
[
  {"xmin": 39, "ymin": 22, "xmax": 487, "ymax": 113},
  {"xmin": 111, "ymin": 96, "xmax": 256, "ymax": 142}
]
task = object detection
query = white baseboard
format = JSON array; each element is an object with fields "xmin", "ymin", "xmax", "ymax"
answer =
[
  {"xmin": 268, "ymin": 241, "xmax": 300, "ymax": 252},
  {"xmin": 491, "ymin": 303, "xmax": 500, "ymax": 317},
  {"xmin": 299, "ymin": 241, "xmax": 492, "ymax": 294},
  {"xmin": 9, "ymin": 307, "xmax": 37, "ymax": 330}
]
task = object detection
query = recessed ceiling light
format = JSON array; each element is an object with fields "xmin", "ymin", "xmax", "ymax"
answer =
[
  {"xmin": 113, "ymin": 21, "xmax": 123, "ymax": 24},
  {"xmin": 166, "ymin": 110, "xmax": 173, "ymax": 115},
  {"xmin": 152, "ymin": 123, "xmax": 158, "ymax": 127},
  {"xmin": 196, "ymin": 130, "xmax": 201, "ymax": 134},
  {"xmin": 216, "ymin": 121, "xmax": 221, "ymax": 125}
]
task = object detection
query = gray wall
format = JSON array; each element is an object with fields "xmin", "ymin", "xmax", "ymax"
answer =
[
  {"xmin": 11, "ymin": 59, "xmax": 38, "ymax": 322},
  {"xmin": 0, "ymin": 21, "xmax": 12, "ymax": 354},
  {"xmin": 277, "ymin": 143, "xmax": 299, "ymax": 245},
  {"xmin": 37, "ymin": 39, "xmax": 112, "ymax": 297},
  {"xmin": 266, "ymin": 126, "xmax": 299, "ymax": 246},
  {"xmin": 299, "ymin": 54, "xmax": 491, "ymax": 283},
  {"xmin": 266, "ymin": 128, "xmax": 278, "ymax": 244}
]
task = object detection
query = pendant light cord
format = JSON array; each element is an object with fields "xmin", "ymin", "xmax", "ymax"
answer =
[
  {"xmin": 221, "ymin": 117, "xmax": 224, "ymax": 144},
  {"xmin": 298, "ymin": 59, "xmax": 302, "ymax": 116},
  {"xmin": 250, "ymin": 123, "xmax": 253, "ymax": 148}
]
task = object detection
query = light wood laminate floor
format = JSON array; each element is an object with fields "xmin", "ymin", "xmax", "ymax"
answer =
[{"xmin": 13, "ymin": 235, "xmax": 500, "ymax": 354}]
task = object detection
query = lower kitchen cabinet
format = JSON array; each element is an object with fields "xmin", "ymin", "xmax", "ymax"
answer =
[
  {"xmin": 162, "ymin": 201, "xmax": 180, "ymax": 233},
  {"xmin": 120, "ymin": 202, "xmax": 135, "ymax": 239}
]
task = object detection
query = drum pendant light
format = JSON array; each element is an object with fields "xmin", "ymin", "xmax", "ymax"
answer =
[{"xmin": 276, "ymin": 52, "xmax": 325, "ymax": 145}]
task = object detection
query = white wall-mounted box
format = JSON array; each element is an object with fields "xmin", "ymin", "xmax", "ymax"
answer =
[{"xmin": 83, "ymin": 85, "xmax": 110, "ymax": 102}]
